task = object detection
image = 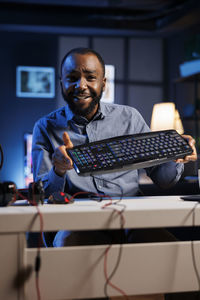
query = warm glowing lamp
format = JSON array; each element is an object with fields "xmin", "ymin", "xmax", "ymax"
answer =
[{"xmin": 150, "ymin": 102, "xmax": 184, "ymax": 135}]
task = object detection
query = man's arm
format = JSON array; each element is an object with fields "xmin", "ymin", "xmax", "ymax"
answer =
[{"xmin": 32, "ymin": 121, "xmax": 73, "ymax": 197}]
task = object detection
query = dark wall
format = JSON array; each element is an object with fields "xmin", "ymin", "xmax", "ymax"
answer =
[
  {"xmin": 0, "ymin": 31, "xmax": 58, "ymax": 187},
  {"xmin": 166, "ymin": 30, "xmax": 200, "ymax": 176},
  {"xmin": 0, "ymin": 31, "xmax": 165, "ymax": 187},
  {"xmin": 166, "ymin": 29, "xmax": 200, "ymax": 141},
  {"xmin": 0, "ymin": 28, "xmax": 198, "ymax": 187}
]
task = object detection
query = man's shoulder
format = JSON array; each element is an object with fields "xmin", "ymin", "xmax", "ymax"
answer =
[
  {"xmin": 35, "ymin": 106, "xmax": 72, "ymax": 128},
  {"xmin": 101, "ymin": 102, "xmax": 149, "ymax": 133},
  {"xmin": 42, "ymin": 106, "xmax": 67, "ymax": 120},
  {"xmin": 101, "ymin": 102, "xmax": 141, "ymax": 117}
]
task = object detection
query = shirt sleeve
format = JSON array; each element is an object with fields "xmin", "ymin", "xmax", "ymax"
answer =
[
  {"xmin": 32, "ymin": 120, "xmax": 66, "ymax": 197},
  {"xmin": 146, "ymin": 161, "xmax": 184, "ymax": 189},
  {"xmin": 130, "ymin": 108, "xmax": 184, "ymax": 189}
]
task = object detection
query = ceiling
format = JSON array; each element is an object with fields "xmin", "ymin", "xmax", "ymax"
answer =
[{"xmin": 0, "ymin": 0, "xmax": 200, "ymax": 36}]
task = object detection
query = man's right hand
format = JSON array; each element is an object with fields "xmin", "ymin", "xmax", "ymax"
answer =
[{"xmin": 52, "ymin": 132, "xmax": 74, "ymax": 177}]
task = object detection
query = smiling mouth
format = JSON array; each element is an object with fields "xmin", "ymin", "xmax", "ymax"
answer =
[{"xmin": 73, "ymin": 95, "xmax": 91, "ymax": 102}]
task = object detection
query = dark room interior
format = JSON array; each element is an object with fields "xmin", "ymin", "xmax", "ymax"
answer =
[
  {"xmin": 0, "ymin": 0, "xmax": 200, "ymax": 192},
  {"xmin": 2, "ymin": 2, "xmax": 200, "ymax": 300}
]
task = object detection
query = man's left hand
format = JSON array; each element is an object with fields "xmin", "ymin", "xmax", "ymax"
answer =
[{"xmin": 176, "ymin": 134, "xmax": 197, "ymax": 163}]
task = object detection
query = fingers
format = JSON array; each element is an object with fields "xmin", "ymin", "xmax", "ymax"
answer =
[
  {"xmin": 52, "ymin": 146, "xmax": 73, "ymax": 165},
  {"xmin": 182, "ymin": 134, "xmax": 196, "ymax": 147},
  {"xmin": 176, "ymin": 135, "xmax": 197, "ymax": 164},
  {"xmin": 183, "ymin": 134, "xmax": 197, "ymax": 161},
  {"xmin": 52, "ymin": 132, "xmax": 74, "ymax": 176},
  {"xmin": 58, "ymin": 145, "xmax": 73, "ymax": 166},
  {"xmin": 52, "ymin": 144, "xmax": 73, "ymax": 177},
  {"xmin": 63, "ymin": 132, "xmax": 73, "ymax": 149}
]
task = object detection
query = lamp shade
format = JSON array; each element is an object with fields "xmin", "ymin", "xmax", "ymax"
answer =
[{"xmin": 150, "ymin": 102, "xmax": 184, "ymax": 135}]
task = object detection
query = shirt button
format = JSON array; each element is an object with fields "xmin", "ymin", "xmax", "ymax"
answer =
[{"xmin": 98, "ymin": 185, "xmax": 102, "ymax": 189}]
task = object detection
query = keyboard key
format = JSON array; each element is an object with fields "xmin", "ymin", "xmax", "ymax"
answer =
[{"xmin": 67, "ymin": 130, "xmax": 193, "ymax": 176}]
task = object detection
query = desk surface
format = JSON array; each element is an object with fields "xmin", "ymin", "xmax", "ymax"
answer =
[
  {"xmin": 1, "ymin": 195, "xmax": 200, "ymax": 299},
  {"xmin": 0, "ymin": 195, "xmax": 200, "ymax": 232}
]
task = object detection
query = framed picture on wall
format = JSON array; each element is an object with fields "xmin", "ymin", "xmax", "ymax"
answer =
[
  {"xmin": 16, "ymin": 66, "xmax": 55, "ymax": 98},
  {"xmin": 101, "ymin": 64, "xmax": 115, "ymax": 103}
]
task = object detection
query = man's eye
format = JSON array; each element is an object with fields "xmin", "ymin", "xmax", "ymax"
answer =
[
  {"xmin": 87, "ymin": 75, "xmax": 96, "ymax": 81},
  {"xmin": 66, "ymin": 76, "xmax": 77, "ymax": 82}
]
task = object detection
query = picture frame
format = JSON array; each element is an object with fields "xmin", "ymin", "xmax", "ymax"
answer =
[{"xmin": 16, "ymin": 66, "xmax": 55, "ymax": 98}]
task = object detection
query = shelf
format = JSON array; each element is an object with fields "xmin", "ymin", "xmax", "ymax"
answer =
[{"xmin": 174, "ymin": 73, "xmax": 200, "ymax": 83}]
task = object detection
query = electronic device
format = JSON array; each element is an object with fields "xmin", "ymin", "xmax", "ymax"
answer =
[
  {"xmin": 0, "ymin": 181, "xmax": 16, "ymax": 207},
  {"xmin": 48, "ymin": 191, "xmax": 74, "ymax": 204},
  {"xmin": 67, "ymin": 130, "xmax": 193, "ymax": 176},
  {"xmin": 181, "ymin": 169, "xmax": 200, "ymax": 202},
  {"xmin": 28, "ymin": 181, "xmax": 45, "ymax": 205},
  {"xmin": 0, "ymin": 181, "xmax": 45, "ymax": 207},
  {"xmin": 181, "ymin": 195, "xmax": 200, "ymax": 201}
]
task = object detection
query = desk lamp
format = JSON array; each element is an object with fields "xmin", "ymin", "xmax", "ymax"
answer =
[
  {"xmin": 150, "ymin": 102, "xmax": 184, "ymax": 134},
  {"xmin": 151, "ymin": 104, "xmax": 200, "ymax": 201}
]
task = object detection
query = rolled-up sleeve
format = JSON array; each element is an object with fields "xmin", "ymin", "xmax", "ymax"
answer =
[{"xmin": 32, "ymin": 121, "xmax": 66, "ymax": 197}]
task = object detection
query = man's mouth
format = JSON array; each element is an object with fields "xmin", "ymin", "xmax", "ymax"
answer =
[{"xmin": 73, "ymin": 94, "xmax": 91, "ymax": 102}]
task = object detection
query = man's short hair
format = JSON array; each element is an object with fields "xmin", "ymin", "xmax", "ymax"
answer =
[{"xmin": 60, "ymin": 47, "xmax": 105, "ymax": 76}]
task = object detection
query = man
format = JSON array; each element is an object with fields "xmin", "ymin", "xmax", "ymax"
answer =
[
  {"xmin": 32, "ymin": 47, "xmax": 198, "ymax": 300},
  {"xmin": 32, "ymin": 47, "xmax": 197, "ymax": 244}
]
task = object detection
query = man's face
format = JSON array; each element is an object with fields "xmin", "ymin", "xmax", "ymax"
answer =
[{"xmin": 60, "ymin": 53, "xmax": 106, "ymax": 119}]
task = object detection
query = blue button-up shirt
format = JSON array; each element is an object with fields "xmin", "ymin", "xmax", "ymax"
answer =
[{"xmin": 32, "ymin": 102, "xmax": 183, "ymax": 198}]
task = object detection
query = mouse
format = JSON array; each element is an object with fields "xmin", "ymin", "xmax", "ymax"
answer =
[{"xmin": 48, "ymin": 191, "xmax": 74, "ymax": 204}]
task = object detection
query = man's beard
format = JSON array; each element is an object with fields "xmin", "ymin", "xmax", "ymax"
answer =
[{"xmin": 62, "ymin": 89, "xmax": 103, "ymax": 118}]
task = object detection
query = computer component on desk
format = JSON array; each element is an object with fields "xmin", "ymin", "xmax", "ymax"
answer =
[{"xmin": 67, "ymin": 130, "xmax": 193, "ymax": 176}]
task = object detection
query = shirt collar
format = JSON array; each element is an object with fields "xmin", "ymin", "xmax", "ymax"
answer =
[
  {"xmin": 91, "ymin": 102, "xmax": 110, "ymax": 120},
  {"xmin": 64, "ymin": 104, "xmax": 74, "ymax": 121},
  {"xmin": 67, "ymin": 102, "xmax": 108, "ymax": 125},
  {"xmin": 99, "ymin": 102, "xmax": 109, "ymax": 117}
]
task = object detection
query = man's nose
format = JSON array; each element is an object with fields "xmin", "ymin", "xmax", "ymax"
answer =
[{"xmin": 75, "ymin": 77, "xmax": 87, "ymax": 89}]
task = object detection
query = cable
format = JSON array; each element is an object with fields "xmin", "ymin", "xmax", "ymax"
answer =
[
  {"xmin": 16, "ymin": 185, "xmax": 43, "ymax": 300},
  {"xmin": 31, "ymin": 182, "xmax": 43, "ymax": 300},
  {"xmin": 104, "ymin": 244, "xmax": 128, "ymax": 300},
  {"xmin": 68, "ymin": 190, "xmax": 112, "ymax": 203},
  {"xmin": 91, "ymin": 175, "xmax": 124, "ymax": 203},
  {"xmin": 102, "ymin": 203, "xmax": 127, "ymax": 298},
  {"xmin": 58, "ymin": 177, "xmax": 125, "ymax": 297},
  {"xmin": 35, "ymin": 254, "xmax": 41, "ymax": 300},
  {"xmin": 68, "ymin": 178, "xmax": 126, "ymax": 298},
  {"xmin": 90, "ymin": 175, "xmax": 128, "ymax": 296},
  {"xmin": 0, "ymin": 144, "xmax": 4, "ymax": 170}
]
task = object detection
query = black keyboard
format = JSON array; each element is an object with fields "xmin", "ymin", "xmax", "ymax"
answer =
[{"xmin": 67, "ymin": 130, "xmax": 193, "ymax": 176}]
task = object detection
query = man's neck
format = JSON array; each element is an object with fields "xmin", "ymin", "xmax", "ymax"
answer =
[{"xmin": 85, "ymin": 103, "xmax": 99, "ymax": 121}]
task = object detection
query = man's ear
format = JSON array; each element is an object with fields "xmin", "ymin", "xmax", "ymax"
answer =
[{"xmin": 102, "ymin": 77, "xmax": 106, "ymax": 92}]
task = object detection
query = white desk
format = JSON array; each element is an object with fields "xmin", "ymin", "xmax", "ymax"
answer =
[{"xmin": 1, "ymin": 196, "xmax": 200, "ymax": 300}]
